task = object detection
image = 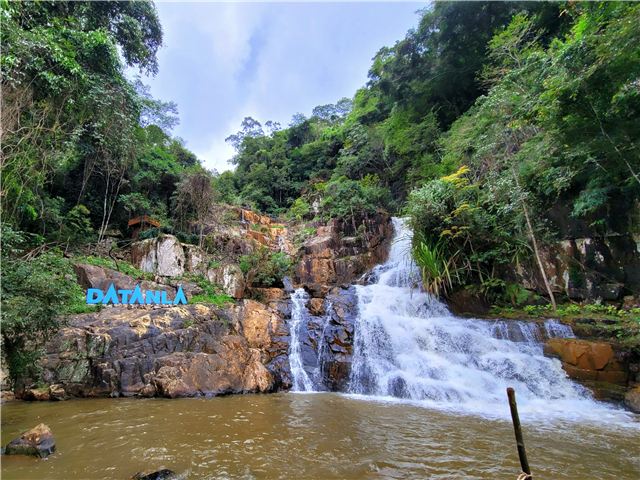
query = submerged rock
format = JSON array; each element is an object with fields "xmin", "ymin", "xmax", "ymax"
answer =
[
  {"xmin": 2, "ymin": 423, "xmax": 56, "ymax": 458},
  {"xmin": 130, "ymin": 468, "xmax": 177, "ymax": 480}
]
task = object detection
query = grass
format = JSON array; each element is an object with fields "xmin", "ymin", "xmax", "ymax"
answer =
[
  {"xmin": 76, "ymin": 255, "xmax": 144, "ymax": 279},
  {"xmin": 190, "ymin": 278, "xmax": 235, "ymax": 306}
]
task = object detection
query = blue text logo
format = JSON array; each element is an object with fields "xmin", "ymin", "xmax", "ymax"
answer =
[{"xmin": 86, "ymin": 284, "xmax": 187, "ymax": 305}]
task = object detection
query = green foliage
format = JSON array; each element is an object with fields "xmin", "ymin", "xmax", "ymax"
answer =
[
  {"xmin": 411, "ymin": 241, "xmax": 454, "ymax": 296},
  {"xmin": 77, "ymin": 255, "xmax": 144, "ymax": 279},
  {"xmin": 239, "ymin": 247, "xmax": 294, "ymax": 289},
  {"xmin": 289, "ymin": 198, "xmax": 311, "ymax": 220},
  {"xmin": 190, "ymin": 279, "xmax": 234, "ymax": 306},
  {"xmin": 1, "ymin": 223, "xmax": 92, "ymax": 382}
]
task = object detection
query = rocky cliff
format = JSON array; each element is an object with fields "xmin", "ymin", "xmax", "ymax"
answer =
[
  {"xmin": 11, "ymin": 209, "xmax": 393, "ymax": 401},
  {"xmin": 29, "ymin": 301, "xmax": 289, "ymax": 400}
]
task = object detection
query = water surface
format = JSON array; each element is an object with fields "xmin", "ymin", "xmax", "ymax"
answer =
[{"xmin": 2, "ymin": 393, "xmax": 638, "ymax": 479}]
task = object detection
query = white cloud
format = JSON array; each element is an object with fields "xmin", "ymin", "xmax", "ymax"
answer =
[{"xmin": 144, "ymin": 2, "xmax": 421, "ymax": 172}]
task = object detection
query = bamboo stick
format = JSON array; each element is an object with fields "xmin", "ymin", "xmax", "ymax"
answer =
[{"xmin": 507, "ymin": 387, "xmax": 532, "ymax": 477}]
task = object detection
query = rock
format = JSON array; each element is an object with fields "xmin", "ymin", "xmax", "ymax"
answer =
[
  {"xmin": 238, "ymin": 300, "xmax": 276, "ymax": 350},
  {"xmin": 130, "ymin": 235, "xmax": 186, "ymax": 277},
  {"xmin": 245, "ymin": 229, "xmax": 270, "ymax": 246},
  {"xmin": 306, "ymin": 298, "xmax": 325, "ymax": 316},
  {"xmin": 153, "ymin": 350, "xmax": 273, "ymax": 398},
  {"xmin": 622, "ymin": 295, "xmax": 640, "ymax": 311},
  {"xmin": 302, "ymin": 283, "xmax": 332, "ymax": 298},
  {"xmin": 39, "ymin": 301, "xmax": 288, "ymax": 398},
  {"xmin": 294, "ymin": 213, "xmax": 393, "ymax": 288},
  {"xmin": 23, "ymin": 388, "xmax": 50, "ymax": 401},
  {"xmin": 130, "ymin": 469, "xmax": 177, "ymax": 480},
  {"xmin": 3, "ymin": 424, "xmax": 56, "ymax": 458},
  {"xmin": 73, "ymin": 263, "xmax": 176, "ymax": 298},
  {"xmin": 624, "ymin": 387, "xmax": 640, "ymax": 412},
  {"xmin": 156, "ymin": 236, "xmax": 185, "ymax": 277},
  {"xmin": 206, "ymin": 263, "xmax": 245, "ymax": 299},
  {"xmin": 544, "ymin": 338, "xmax": 614, "ymax": 370},
  {"xmin": 1, "ymin": 391, "xmax": 16, "ymax": 403},
  {"xmin": 305, "ymin": 235, "xmax": 337, "ymax": 259},
  {"xmin": 240, "ymin": 209, "xmax": 271, "ymax": 226},
  {"xmin": 544, "ymin": 338, "xmax": 629, "ymax": 388},
  {"xmin": 448, "ymin": 289, "xmax": 490, "ymax": 316},
  {"xmin": 253, "ymin": 288, "xmax": 286, "ymax": 302},
  {"xmin": 49, "ymin": 384, "xmax": 66, "ymax": 401}
]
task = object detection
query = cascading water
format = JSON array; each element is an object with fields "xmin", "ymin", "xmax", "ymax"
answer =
[
  {"xmin": 289, "ymin": 288, "xmax": 314, "ymax": 392},
  {"xmin": 312, "ymin": 300, "xmax": 333, "ymax": 385},
  {"xmin": 348, "ymin": 217, "xmax": 623, "ymax": 419}
]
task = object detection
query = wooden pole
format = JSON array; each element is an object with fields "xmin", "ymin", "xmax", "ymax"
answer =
[{"xmin": 507, "ymin": 387, "xmax": 531, "ymax": 477}]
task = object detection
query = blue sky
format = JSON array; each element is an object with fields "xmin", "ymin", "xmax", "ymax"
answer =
[{"xmin": 142, "ymin": 1, "xmax": 425, "ymax": 172}]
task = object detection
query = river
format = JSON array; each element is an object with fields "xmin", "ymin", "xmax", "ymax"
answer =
[{"xmin": 1, "ymin": 393, "xmax": 639, "ymax": 479}]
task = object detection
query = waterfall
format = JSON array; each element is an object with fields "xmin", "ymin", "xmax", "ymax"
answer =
[
  {"xmin": 289, "ymin": 288, "xmax": 314, "ymax": 392},
  {"xmin": 347, "ymin": 217, "xmax": 610, "ymax": 417},
  {"xmin": 312, "ymin": 300, "xmax": 333, "ymax": 385}
]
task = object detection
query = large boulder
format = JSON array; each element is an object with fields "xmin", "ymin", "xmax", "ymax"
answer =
[
  {"xmin": 73, "ymin": 263, "xmax": 176, "ymax": 298},
  {"xmin": 206, "ymin": 263, "xmax": 245, "ymax": 299},
  {"xmin": 153, "ymin": 350, "xmax": 273, "ymax": 398},
  {"xmin": 131, "ymin": 235, "xmax": 186, "ymax": 277},
  {"xmin": 156, "ymin": 236, "xmax": 185, "ymax": 277},
  {"xmin": 2, "ymin": 424, "xmax": 56, "ymax": 458},
  {"xmin": 38, "ymin": 300, "xmax": 290, "ymax": 398},
  {"xmin": 543, "ymin": 338, "xmax": 629, "ymax": 386}
]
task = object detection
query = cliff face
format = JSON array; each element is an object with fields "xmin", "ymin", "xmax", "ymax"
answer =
[
  {"xmin": 30, "ymin": 301, "xmax": 290, "ymax": 400},
  {"xmin": 16, "ymin": 210, "xmax": 394, "ymax": 400},
  {"xmin": 501, "ymin": 234, "xmax": 640, "ymax": 303},
  {"xmin": 294, "ymin": 212, "xmax": 393, "ymax": 289}
]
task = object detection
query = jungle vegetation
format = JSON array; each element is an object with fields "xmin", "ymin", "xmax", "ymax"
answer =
[{"xmin": 2, "ymin": 1, "xmax": 640, "ymax": 377}]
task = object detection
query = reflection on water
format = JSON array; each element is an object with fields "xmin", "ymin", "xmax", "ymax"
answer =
[{"xmin": 1, "ymin": 393, "xmax": 638, "ymax": 479}]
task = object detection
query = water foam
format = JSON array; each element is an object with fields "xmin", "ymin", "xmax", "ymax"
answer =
[{"xmin": 347, "ymin": 218, "xmax": 634, "ymax": 423}]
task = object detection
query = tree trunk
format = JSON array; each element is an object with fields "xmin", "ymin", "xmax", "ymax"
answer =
[{"xmin": 512, "ymin": 167, "xmax": 557, "ymax": 311}]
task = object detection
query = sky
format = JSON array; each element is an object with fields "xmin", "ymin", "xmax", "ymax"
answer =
[{"xmin": 139, "ymin": 1, "xmax": 426, "ymax": 172}]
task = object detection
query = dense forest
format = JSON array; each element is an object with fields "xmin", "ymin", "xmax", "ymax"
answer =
[{"xmin": 2, "ymin": 2, "xmax": 639, "ymax": 377}]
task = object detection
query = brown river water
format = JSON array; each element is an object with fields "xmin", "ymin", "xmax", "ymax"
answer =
[{"xmin": 1, "ymin": 393, "xmax": 638, "ymax": 479}]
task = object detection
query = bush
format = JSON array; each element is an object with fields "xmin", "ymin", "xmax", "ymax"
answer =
[{"xmin": 239, "ymin": 247, "xmax": 294, "ymax": 289}]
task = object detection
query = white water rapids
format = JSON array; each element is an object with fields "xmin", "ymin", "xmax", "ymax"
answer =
[{"xmin": 289, "ymin": 218, "xmax": 635, "ymax": 424}]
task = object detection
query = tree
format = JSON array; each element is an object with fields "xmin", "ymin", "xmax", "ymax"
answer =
[
  {"xmin": 173, "ymin": 169, "xmax": 218, "ymax": 247},
  {"xmin": 0, "ymin": 224, "xmax": 83, "ymax": 383}
]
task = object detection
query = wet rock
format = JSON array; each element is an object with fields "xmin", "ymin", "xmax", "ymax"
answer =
[
  {"xmin": 448, "ymin": 289, "xmax": 490, "ymax": 316},
  {"xmin": 0, "ymin": 391, "xmax": 16, "ymax": 403},
  {"xmin": 130, "ymin": 469, "xmax": 177, "ymax": 480},
  {"xmin": 544, "ymin": 338, "xmax": 629, "ymax": 387},
  {"xmin": 306, "ymin": 298, "xmax": 325, "ymax": 316},
  {"xmin": 49, "ymin": 384, "xmax": 66, "ymax": 401},
  {"xmin": 544, "ymin": 338, "xmax": 614, "ymax": 370},
  {"xmin": 624, "ymin": 387, "xmax": 640, "ymax": 412},
  {"xmin": 3, "ymin": 424, "xmax": 56, "ymax": 458},
  {"xmin": 23, "ymin": 388, "xmax": 50, "ymax": 401},
  {"xmin": 302, "ymin": 283, "xmax": 331, "ymax": 298}
]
